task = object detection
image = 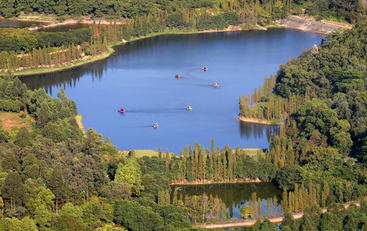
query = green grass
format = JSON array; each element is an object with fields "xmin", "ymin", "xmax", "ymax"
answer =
[
  {"xmin": 121, "ymin": 150, "xmax": 159, "ymax": 158},
  {"xmin": 239, "ymin": 148, "xmax": 265, "ymax": 158}
]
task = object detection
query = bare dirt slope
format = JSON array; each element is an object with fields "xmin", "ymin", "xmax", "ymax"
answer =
[{"xmin": 278, "ymin": 15, "xmax": 352, "ymax": 34}]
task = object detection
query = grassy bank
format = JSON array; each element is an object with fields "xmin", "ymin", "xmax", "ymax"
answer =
[{"xmin": 2, "ymin": 44, "xmax": 117, "ymax": 77}]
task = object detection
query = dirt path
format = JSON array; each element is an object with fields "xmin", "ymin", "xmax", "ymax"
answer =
[
  {"xmin": 194, "ymin": 202, "xmax": 360, "ymax": 229},
  {"xmin": 277, "ymin": 15, "xmax": 352, "ymax": 35}
]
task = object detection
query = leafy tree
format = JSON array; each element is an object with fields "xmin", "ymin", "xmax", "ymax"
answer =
[
  {"xmin": 34, "ymin": 204, "xmax": 52, "ymax": 228},
  {"xmin": 275, "ymin": 165, "xmax": 301, "ymax": 190},
  {"xmin": 2, "ymin": 172, "xmax": 25, "ymax": 209},
  {"xmin": 14, "ymin": 126, "xmax": 32, "ymax": 148},
  {"xmin": 114, "ymin": 200, "xmax": 164, "ymax": 231},
  {"xmin": 280, "ymin": 210, "xmax": 297, "ymax": 231},
  {"xmin": 240, "ymin": 205, "xmax": 254, "ymax": 219},
  {"xmin": 115, "ymin": 158, "xmax": 144, "ymax": 196}
]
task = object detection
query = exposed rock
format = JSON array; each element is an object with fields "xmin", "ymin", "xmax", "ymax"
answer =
[{"xmin": 278, "ymin": 15, "xmax": 352, "ymax": 35}]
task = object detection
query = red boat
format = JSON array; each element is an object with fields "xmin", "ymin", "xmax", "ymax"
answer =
[
  {"xmin": 153, "ymin": 123, "xmax": 159, "ymax": 128},
  {"xmin": 175, "ymin": 74, "xmax": 180, "ymax": 79},
  {"xmin": 118, "ymin": 108, "xmax": 125, "ymax": 113}
]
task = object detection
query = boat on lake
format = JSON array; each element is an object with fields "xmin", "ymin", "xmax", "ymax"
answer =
[
  {"xmin": 202, "ymin": 67, "xmax": 208, "ymax": 71},
  {"xmin": 175, "ymin": 74, "xmax": 180, "ymax": 79},
  {"xmin": 118, "ymin": 108, "xmax": 125, "ymax": 113},
  {"xmin": 214, "ymin": 82, "xmax": 219, "ymax": 88},
  {"xmin": 153, "ymin": 123, "xmax": 159, "ymax": 128},
  {"xmin": 187, "ymin": 106, "xmax": 192, "ymax": 111}
]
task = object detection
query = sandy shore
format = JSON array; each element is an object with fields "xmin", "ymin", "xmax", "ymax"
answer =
[
  {"xmin": 195, "ymin": 201, "xmax": 361, "ymax": 229},
  {"xmin": 238, "ymin": 116, "xmax": 281, "ymax": 125}
]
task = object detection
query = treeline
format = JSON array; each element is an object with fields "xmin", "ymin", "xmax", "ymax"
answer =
[
  {"xmin": 158, "ymin": 140, "xmax": 277, "ymax": 183},
  {"xmin": 284, "ymin": 200, "xmax": 367, "ymax": 231},
  {"xmin": 0, "ymin": 28, "xmax": 91, "ymax": 53},
  {"xmin": 238, "ymin": 19, "xmax": 367, "ymax": 220},
  {"xmin": 0, "ymin": 25, "xmax": 112, "ymax": 72},
  {"xmin": 0, "ymin": 0, "xmax": 364, "ymax": 25},
  {"xmin": 0, "ymin": 0, "xmax": 292, "ymax": 24},
  {"xmin": 251, "ymin": 200, "xmax": 367, "ymax": 231},
  {"xmin": 305, "ymin": 0, "xmax": 366, "ymax": 23}
]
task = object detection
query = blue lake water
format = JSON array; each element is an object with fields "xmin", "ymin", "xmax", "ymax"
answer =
[{"xmin": 21, "ymin": 28, "xmax": 323, "ymax": 154}]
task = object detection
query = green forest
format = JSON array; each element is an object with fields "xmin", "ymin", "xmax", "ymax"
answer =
[
  {"xmin": 237, "ymin": 19, "xmax": 367, "ymax": 230},
  {"xmin": 0, "ymin": 21, "xmax": 367, "ymax": 230},
  {"xmin": 0, "ymin": 0, "xmax": 367, "ymax": 230}
]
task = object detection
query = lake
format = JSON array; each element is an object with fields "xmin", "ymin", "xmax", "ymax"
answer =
[
  {"xmin": 21, "ymin": 28, "xmax": 323, "ymax": 154},
  {"xmin": 0, "ymin": 19, "xmax": 47, "ymax": 28},
  {"xmin": 173, "ymin": 182, "xmax": 283, "ymax": 219}
]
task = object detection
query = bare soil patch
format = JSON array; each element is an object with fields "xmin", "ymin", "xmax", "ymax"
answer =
[
  {"xmin": 0, "ymin": 112, "xmax": 34, "ymax": 132},
  {"xmin": 277, "ymin": 15, "xmax": 351, "ymax": 34}
]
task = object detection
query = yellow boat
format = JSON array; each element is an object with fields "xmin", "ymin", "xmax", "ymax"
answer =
[
  {"xmin": 214, "ymin": 83, "xmax": 219, "ymax": 88},
  {"xmin": 187, "ymin": 106, "xmax": 192, "ymax": 111},
  {"xmin": 175, "ymin": 74, "xmax": 180, "ymax": 79}
]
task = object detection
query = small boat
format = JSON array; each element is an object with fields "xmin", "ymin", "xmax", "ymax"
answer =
[
  {"xmin": 175, "ymin": 74, "xmax": 180, "ymax": 79},
  {"xmin": 202, "ymin": 67, "xmax": 208, "ymax": 71},
  {"xmin": 153, "ymin": 123, "xmax": 159, "ymax": 128},
  {"xmin": 118, "ymin": 108, "xmax": 125, "ymax": 113},
  {"xmin": 187, "ymin": 106, "xmax": 192, "ymax": 111},
  {"xmin": 214, "ymin": 82, "xmax": 219, "ymax": 88}
]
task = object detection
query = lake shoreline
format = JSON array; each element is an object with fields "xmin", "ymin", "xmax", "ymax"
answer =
[
  {"xmin": 5, "ymin": 14, "xmax": 351, "ymax": 35},
  {"xmin": 1, "ymin": 14, "xmax": 347, "ymax": 76},
  {"xmin": 3, "ymin": 25, "xmax": 265, "ymax": 77},
  {"xmin": 170, "ymin": 178, "xmax": 270, "ymax": 186},
  {"xmin": 238, "ymin": 116, "xmax": 282, "ymax": 126}
]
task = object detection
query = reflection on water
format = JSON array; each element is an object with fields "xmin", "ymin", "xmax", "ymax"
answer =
[
  {"xmin": 239, "ymin": 121, "xmax": 280, "ymax": 144},
  {"xmin": 20, "ymin": 29, "xmax": 322, "ymax": 153},
  {"xmin": 0, "ymin": 19, "xmax": 48, "ymax": 28},
  {"xmin": 174, "ymin": 183, "xmax": 282, "ymax": 219},
  {"xmin": 21, "ymin": 59, "xmax": 108, "ymax": 95}
]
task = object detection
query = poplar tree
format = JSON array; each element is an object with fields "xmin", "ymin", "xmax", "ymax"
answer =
[
  {"xmin": 158, "ymin": 147, "xmax": 162, "ymax": 160},
  {"xmin": 282, "ymin": 189, "xmax": 288, "ymax": 212},
  {"xmin": 165, "ymin": 149, "xmax": 170, "ymax": 173}
]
